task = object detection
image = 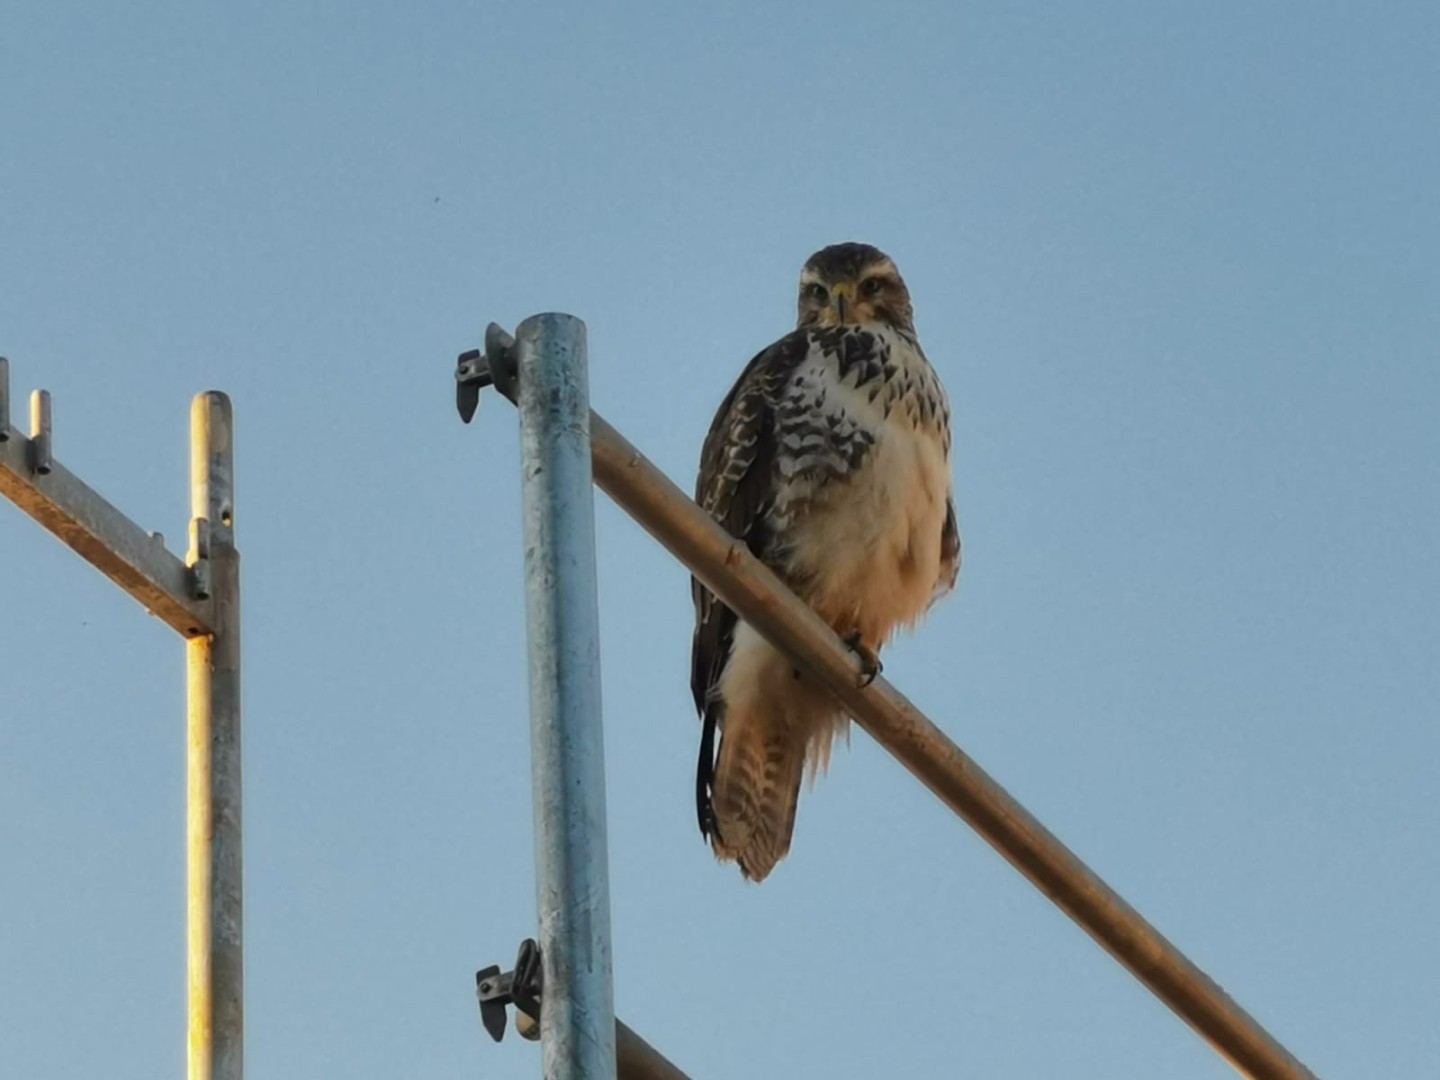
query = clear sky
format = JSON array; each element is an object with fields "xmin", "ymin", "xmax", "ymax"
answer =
[{"xmin": 2, "ymin": 3, "xmax": 1437, "ymax": 1077}]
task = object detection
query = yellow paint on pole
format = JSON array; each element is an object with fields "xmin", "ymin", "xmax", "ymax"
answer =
[{"xmin": 187, "ymin": 393, "xmax": 243, "ymax": 1080}]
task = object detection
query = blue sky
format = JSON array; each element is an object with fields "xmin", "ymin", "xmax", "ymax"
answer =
[{"xmin": 2, "ymin": 3, "xmax": 1437, "ymax": 1077}]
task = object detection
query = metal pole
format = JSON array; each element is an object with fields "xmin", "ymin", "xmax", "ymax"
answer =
[
  {"xmin": 616, "ymin": 1020, "xmax": 690, "ymax": 1080},
  {"xmin": 514, "ymin": 314, "xmax": 617, "ymax": 1080},
  {"xmin": 0, "ymin": 368, "xmax": 214, "ymax": 637},
  {"xmin": 582, "ymin": 413, "xmax": 1316, "ymax": 1080},
  {"xmin": 29, "ymin": 389, "xmax": 53, "ymax": 474},
  {"xmin": 187, "ymin": 392, "xmax": 243, "ymax": 1080},
  {"xmin": 0, "ymin": 356, "xmax": 10, "ymax": 439}
]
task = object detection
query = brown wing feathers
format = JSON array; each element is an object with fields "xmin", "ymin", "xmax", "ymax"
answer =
[{"xmin": 690, "ymin": 333, "xmax": 809, "ymax": 838}]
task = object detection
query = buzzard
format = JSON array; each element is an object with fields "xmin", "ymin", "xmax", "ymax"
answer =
[{"xmin": 691, "ymin": 242, "xmax": 959, "ymax": 881}]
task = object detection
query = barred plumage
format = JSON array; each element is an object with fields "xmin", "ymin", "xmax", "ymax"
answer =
[{"xmin": 691, "ymin": 243, "xmax": 960, "ymax": 881}]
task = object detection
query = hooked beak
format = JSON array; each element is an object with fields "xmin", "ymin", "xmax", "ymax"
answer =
[{"xmin": 829, "ymin": 282, "xmax": 854, "ymax": 324}]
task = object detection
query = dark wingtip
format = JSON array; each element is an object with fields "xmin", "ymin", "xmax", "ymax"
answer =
[{"xmin": 696, "ymin": 704, "xmax": 719, "ymax": 839}]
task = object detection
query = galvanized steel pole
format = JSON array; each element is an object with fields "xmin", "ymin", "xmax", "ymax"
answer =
[
  {"xmin": 187, "ymin": 392, "xmax": 243, "ymax": 1080},
  {"xmin": 514, "ymin": 315, "xmax": 618, "ymax": 1080}
]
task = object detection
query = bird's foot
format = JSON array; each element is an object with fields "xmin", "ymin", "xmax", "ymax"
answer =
[{"xmin": 844, "ymin": 633, "xmax": 883, "ymax": 688}]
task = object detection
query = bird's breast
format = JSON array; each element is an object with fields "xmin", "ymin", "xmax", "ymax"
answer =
[{"xmin": 766, "ymin": 328, "xmax": 952, "ymax": 641}]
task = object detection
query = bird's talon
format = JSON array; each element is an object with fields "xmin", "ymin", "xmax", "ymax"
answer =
[{"xmin": 844, "ymin": 633, "xmax": 883, "ymax": 687}]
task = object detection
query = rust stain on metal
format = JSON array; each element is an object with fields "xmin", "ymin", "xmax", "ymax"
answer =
[{"xmin": 0, "ymin": 430, "xmax": 215, "ymax": 637}]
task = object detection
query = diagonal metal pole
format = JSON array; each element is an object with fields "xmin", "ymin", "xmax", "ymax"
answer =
[
  {"xmin": 187, "ymin": 392, "xmax": 244, "ymax": 1080},
  {"xmin": 514, "ymin": 314, "xmax": 617, "ymax": 1080},
  {"xmin": 616, "ymin": 1020, "xmax": 689, "ymax": 1080},
  {"xmin": 583, "ymin": 411, "xmax": 1316, "ymax": 1080}
]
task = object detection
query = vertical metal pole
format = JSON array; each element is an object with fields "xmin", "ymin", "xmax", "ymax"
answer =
[
  {"xmin": 30, "ymin": 389, "xmax": 52, "ymax": 474},
  {"xmin": 0, "ymin": 356, "xmax": 10, "ymax": 438},
  {"xmin": 187, "ymin": 392, "xmax": 243, "ymax": 1080},
  {"xmin": 514, "ymin": 313, "xmax": 617, "ymax": 1080}
]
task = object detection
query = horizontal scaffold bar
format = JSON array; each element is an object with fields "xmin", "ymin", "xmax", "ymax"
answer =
[{"xmin": 0, "ymin": 362, "xmax": 215, "ymax": 638}]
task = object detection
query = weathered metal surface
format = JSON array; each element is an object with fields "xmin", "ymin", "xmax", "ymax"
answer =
[
  {"xmin": 29, "ymin": 390, "xmax": 52, "ymax": 474},
  {"xmin": 187, "ymin": 392, "xmax": 243, "ymax": 1080},
  {"xmin": 0, "ymin": 358, "xmax": 10, "ymax": 439},
  {"xmin": 478, "ymin": 940, "xmax": 689, "ymax": 1080},
  {"xmin": 0, "ymin": 408, "xmax": 215, "ymax": 638},
  {"xmin": 514, "ymin": 314, "xmax": 618, "ymax": 1080},
  {"xmin": 616, "ymin": 1021, "xmax": 691, "ymax": 1080}
]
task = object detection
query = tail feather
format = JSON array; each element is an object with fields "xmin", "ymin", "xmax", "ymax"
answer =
[
  {"xmin": 699, "ymin": 626, "xmax": 847, "ymax": 881},
  {"xmin": 710, "ymin": 724, "xmax": 806, "ymax": 882}
]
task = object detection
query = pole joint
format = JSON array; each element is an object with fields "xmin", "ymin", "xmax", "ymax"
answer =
[
  {"xmin": 455, "ymin": 323, "xmax": 518, "ymax": 423},
  {"xmin": 29, "ymin": 389, "xmax": 52, "ymax": 475},
  {"xmin": 476, "ymin": 938, "xmax": 543, "ymax": 1043},
  {"xmin": 189, "ymin": 517, "xmax": 213, "ymax": 601},
  {"xmin": 0, "ymin": 356, "xmax": 11, "ymax": 441}
]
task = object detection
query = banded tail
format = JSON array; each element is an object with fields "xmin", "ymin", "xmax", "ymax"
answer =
[{"xmin": 707, "ymin": 715, "xmax": 806, "ymax": 883}]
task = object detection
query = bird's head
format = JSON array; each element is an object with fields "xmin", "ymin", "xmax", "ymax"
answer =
[{"xmin": 796, "ymin": 242, "xmax": 914, "ymax": 333}]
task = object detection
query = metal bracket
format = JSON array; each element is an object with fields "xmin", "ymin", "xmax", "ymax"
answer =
[
  {"xmin": 30, "ymin": 389, "xmax": 53, "ymax": 475},
  {"xmin": 455, "ymin": 322, "xmax": 518, "ymax": 423},
  {"xmin": 0, "ymin": 356, "xmax": 11, "ymax": 441},
  {"xmin": 189, "ymin": 517, "xmax": 213, "ymax": 601},
  {"xmin": 476, "ymin": 937, "xmax": 543, "ymax": 1043}
]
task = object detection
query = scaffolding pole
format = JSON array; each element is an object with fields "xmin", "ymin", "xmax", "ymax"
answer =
[
  {"xmin": 455, "ymin": 321, "xmax": 1316, "ymax": 1079},
  {"xmin": 187, "ymin": 393, "xmax": 244, "ymax": 1080},
  {"xmin": 0, "ymin": 362, "xmax": 242, "ymax": 1079},
  {"xmin": 514, "ymin": 315, "xmax": 618, "ymax": 1080},
  {"xmin": 0, "ymin": 361, "xmax": 215, "ymax": 638},
  {"xmin": 615, "ymin": 1020, "xmax": 690, "ymax": 1080},
  {"xmin": 585, "ymin": 411, "xmax": 1315, "ymax": 1080}
]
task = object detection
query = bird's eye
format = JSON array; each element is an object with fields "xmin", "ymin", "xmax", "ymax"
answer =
[
  {"xmin": 802, "ymin": 282, "xmax": 829, "ymax": 304},
  {"xmin": 861, "ymin": 276, "xmax": 886, "ymax": 297}
]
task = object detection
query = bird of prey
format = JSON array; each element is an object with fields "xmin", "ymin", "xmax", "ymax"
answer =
[{"xmin": 691, "ymin": 242, "xmax": 959, "ymax": 881}]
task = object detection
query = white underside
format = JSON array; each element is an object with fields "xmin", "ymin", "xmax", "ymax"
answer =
[
  {"xmin": 786, "ymin": 376, "xmax": 952, "ymax": 642},
  {"xmin": 719, "ymin": 367, "xmax": 954, "ymax": 774}
]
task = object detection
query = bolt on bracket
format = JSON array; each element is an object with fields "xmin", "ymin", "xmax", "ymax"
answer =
[
  {"xmin": 455, "ymin": 323, "xmax": 518, "ymax": 423},
  {"xmin": 476, "ymin": 937, "xmax": 543, "ymax": 1043}
]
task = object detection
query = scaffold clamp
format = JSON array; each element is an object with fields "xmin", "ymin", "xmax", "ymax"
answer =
[
  {"xmin": 476, "ymin": 937, "xmax": 543, "ymax": 1043},
  {"xmin": 455, "ymin": 322, "xmax": 518, "ymax": 423}
]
